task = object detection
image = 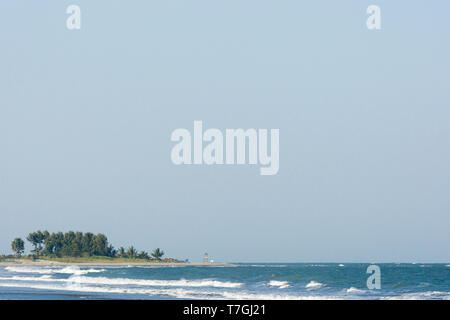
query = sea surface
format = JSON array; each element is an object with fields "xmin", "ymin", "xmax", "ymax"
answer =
[{"xmin": 0, "ymin": 263, "xmax": 449, "ymax": 300}]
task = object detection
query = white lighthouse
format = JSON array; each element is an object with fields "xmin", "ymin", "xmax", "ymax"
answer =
[{"xmin": 203, "ymin": 252, "xmax": 209, "ymax": 263}]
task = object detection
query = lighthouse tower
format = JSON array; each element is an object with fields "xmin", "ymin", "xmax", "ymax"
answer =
[{"xmin": 203, "ymin": 253, "xmax": 209, "ymax": 263}]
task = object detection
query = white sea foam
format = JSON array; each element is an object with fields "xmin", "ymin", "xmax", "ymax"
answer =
[
  {"xmin": 0, "ymin": 276, "xmax": 56, "ymax": 282},
  {"xmin": 0, "ymin": 275, "xmax": 242, "ymax": 288},
  {"xmin": 5, "ymin": 266, "xmax": 105, "ymax": 275},
  {"xmin": 4, "ymin": 278, "xmax": 448, "ymax": 300},
  {"xmin": 305, "ymin": 281, "xmax": 324, "ymax": 289},
  {"xmin": 268, "ymin": 281, "xmax": 290, "ymax": 289},
  {"xmin": 0, "ymin": 282, "xmax": 338, "ymax": 300},
  {"xmin": 248, "ymin": 265, "xmax": 265, "ymax": 267},
  {"xmin": 68, "ymin": 276, "xmax": 243, "ymax": 288},
  {"xmin": 383, "ymin": 291, "xmax": 450, "ymax": 300},
  {"xmin": 220, "ymin": 291, "xmax": 337, "ymax": 300},
  {"xmin": 346, "ymin": 287, "xmax": 365, "ymax": 294},
  {"xmin": 248, "ymin": 265, "xmax": 287, "ymax": 268},
  {"xmin": 0, "ymin": 282, "xmax": 199, "ymax": 299},
  {"xmin": 306, "ymin": 264, "xmax": 327, "ymax": 267},
  {"xmin": 338, "ymin": 264, "xmax": 345, "ymax": 267}
]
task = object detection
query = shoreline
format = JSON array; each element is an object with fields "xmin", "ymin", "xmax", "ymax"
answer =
[{"xmin": 0, "ymin": 259, "xmax": 233, "ymax": 267}]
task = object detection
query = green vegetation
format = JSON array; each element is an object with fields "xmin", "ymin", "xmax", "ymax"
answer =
[
  {"xmin": 4, "ymin": 230, "xmax": 182, "ymax": 263},
  {"xmin": 26, "ymin": 230, "xmax": 46, "ymax": 256},
  {"xmin": 151, "ymin": 248, "xmax": 165, "ymax": 260},
  {"xmin": 11, "ymin": 238, "xmax": 25, "ymax": 257}
]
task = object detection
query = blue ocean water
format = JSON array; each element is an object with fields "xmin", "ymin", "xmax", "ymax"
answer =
[{"xmin": 0, "ymin": 263, "xmax": 449, "ymax": 300}]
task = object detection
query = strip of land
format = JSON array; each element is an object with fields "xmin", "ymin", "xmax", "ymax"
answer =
[{"xmin": 0, "ymin": 258, "xmax": 233, "ymax": 267}]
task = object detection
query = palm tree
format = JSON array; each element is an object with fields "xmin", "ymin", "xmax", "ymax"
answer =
[
  {"xmin": 126, "ymin": 246, "xmax": 137, "ymax": 259},
  {"xmin": 118, "ymin": 247, "xmax": 125, "ymax": 258},
  {"xmin": 137, "ymin": 251, "xmax": 149, "ymax": 260},
  {"xmin": 151, "ymin": 248, "xmax": 164, "ymax": 261}
]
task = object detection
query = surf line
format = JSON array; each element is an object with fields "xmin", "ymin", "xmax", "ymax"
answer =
[{"xmin": 170, "ymin": 121, "xmax": 279, "ymax": 175}]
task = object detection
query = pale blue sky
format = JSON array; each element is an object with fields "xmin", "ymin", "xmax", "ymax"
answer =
[{"xmin": 1, "ymin": 1, "xmax": 449, "ymax": 262}]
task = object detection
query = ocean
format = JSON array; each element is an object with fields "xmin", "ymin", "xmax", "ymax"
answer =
[{"xmin": 0, "ymin": 263, "xmax": 449, "ymax": 300}]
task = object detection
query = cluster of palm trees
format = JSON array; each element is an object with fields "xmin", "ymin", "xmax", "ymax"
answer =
[
  {"xmin": 10, "ymin": 230, "xmax": 165, "ymax": 261},
  {"xmin": 117, "ymin": 246, "xmax": 164, "ymax": 260}
]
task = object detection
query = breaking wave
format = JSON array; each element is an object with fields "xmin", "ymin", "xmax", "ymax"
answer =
[
  {"xmin": 346, "ymin": 287, "xmax": 366, "ymax": 294},
  {"xmin": 268, "ymin": 281, "xmax": 290, "ymax": 289},
  {"xmin": 0, "ymin": 275, "xmax": 242, "ymax": 288},
  {"xmin": 384, "ymin": 291, "xmax": 450, "ymax": 300},
  {"xmin": 0, "ymin": 282, "xmax": 337, "ymax": 300},
  {"xmin": 5, "ymin": 266, "xmax": 105, "ymax": 275},
  {"xmin": 305, "ymin": 281, "xmax": 324, "ymax": 289}
]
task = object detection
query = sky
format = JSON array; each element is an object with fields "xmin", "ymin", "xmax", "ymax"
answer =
[{"xmin": 1, "ymin": 1, "xmax": 449, "ymax": 262}]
